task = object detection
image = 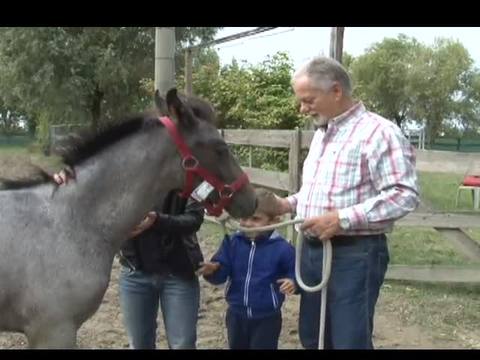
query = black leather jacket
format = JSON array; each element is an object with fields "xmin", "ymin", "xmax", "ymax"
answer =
[{"xmin": 119, "ymin": 191, "xmax": 205, "ymax": 280}]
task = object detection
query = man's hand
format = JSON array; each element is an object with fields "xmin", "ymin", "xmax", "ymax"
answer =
[
  {"xmin": 196, "ymin": 261, "xmax": 220, "ymax": 276},
  {"xmin": 129, "ymin": 211, "xmax": 158, "ymax": 238},
  {"xmin": 273, "ymin": 195, "xmax": 293, "ymax": 216},
  {"xmin": 300, "ymin": 210, "xmax": 341, "ymax": 241},
  {"xmin": 277, "ymin": 278, "xmax": 296, "ymax": 295}
]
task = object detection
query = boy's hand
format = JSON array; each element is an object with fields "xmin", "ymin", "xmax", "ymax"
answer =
[
  {"xmin": 196, "ymin": 261, "xmax": 220, "ymax": 276},
  {"xmin": 129, "ymin": 211, "xmax": 157, "ymax": 238},
  {"xmin": 277, "ymin": 278, "xmax": 296, "ymax": 295}
]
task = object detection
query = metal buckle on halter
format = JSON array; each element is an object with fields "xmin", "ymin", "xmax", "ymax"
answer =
[
  {"xmin": 182, "ymin": 156, "xmax": 199, "ymax": 170},
  {"xmin": 219, "ymin": 185, "xmax": 234, "ymax": 199}
]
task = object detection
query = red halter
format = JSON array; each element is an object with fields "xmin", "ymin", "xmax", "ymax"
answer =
[{"xmin": 159, "ymin": 116, "xmax": 250, "ymax": 216}]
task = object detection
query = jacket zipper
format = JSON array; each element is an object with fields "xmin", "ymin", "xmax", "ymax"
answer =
[
  {"xmin": 244, "ymin": 240, "xmax": 256, "ymax": 318},
  {"xmin": 118, "ymin": 250, "xmax": 137, "ymax": 271},
  {"xmin": 270, "ymin": 283, "xmax": 279, "ymax": 309}
]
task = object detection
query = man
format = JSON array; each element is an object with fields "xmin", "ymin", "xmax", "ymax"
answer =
[{"xmin": 275, "ymin": 56, "xmax": 419, "ymax": 349}]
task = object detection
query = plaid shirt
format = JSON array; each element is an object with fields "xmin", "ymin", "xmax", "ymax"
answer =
[{"xmin": 288, "ymin": 102, "xmax": 419, "ymax": 235}]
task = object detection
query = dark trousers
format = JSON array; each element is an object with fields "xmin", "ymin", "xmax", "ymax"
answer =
[
  {"xmin": 298, "ymin": 234, "xmax": 389, "ymax": 349},
  {"xmin": 226, "ymin": 308, "xmax": 282, "ymax": 349}
]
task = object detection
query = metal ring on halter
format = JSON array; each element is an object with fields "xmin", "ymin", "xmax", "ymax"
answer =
[
  {"xmin": 182, "ymin": 156, "xmax": 199, "ymax": 170},
  {"xmin": 220, "ymin": 185, "xmax": 234, "ymax": 199}
]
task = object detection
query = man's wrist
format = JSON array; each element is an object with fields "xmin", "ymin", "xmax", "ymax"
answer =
[{"xmin": 337, "ymin": 209, "xmax": 351, "ymax": 230}]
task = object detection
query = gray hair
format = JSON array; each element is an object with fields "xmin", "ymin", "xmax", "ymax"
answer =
[{"xmin": 293, "ymin": 56, "xmax": 352, "ymax": 97}]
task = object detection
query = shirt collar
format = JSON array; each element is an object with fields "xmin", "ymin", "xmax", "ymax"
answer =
[{"xmin": 319, "ymin": 101, "xmax": 366, "ymax": 131}]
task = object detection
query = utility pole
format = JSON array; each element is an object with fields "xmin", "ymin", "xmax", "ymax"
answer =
[
  {"xmin": 185, "ymin": 48, "xmax": 193, "ymax": 96},
  {"xmin": 155, "ymin": 27, "xmax": 176, "ymax": 97},
  {"xmin": 329, "ymin": 27, "xmax": 345, "ymax": 63}
]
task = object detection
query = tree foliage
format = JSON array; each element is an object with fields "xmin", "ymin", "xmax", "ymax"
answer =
[
  {"xmin": 191, "ymin": 52, "xmax": 304, "ymax": 130},
  {"xmin": 351, "ymin": 35, "xmax": 480, "ymax": 142},
  {"xmin": 0, "ymin": 27, "xmax": 221, "ymax": 140}
]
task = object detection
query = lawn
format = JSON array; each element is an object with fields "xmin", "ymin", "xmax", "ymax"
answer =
[{"xmin": 2, "ymin": 145, "xmax": 479, "ymax": 348}]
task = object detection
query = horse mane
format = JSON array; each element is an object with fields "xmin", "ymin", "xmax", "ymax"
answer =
[
  {"xmin": 61, "ymin": 96, "xmax": 218, "ymax": 168},
  {"xmin": 0, "ymin": 94, "xmax": 216, "ymax": 191},
  {"xmin": 0, "ymin": 114, "xmax": 158, "ymax": 191},
  {"xmin": 59, "ymin": 115, "xmax": 157, "ymax": 168}
]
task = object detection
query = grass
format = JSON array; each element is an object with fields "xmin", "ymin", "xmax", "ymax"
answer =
[
  {"xmin": 199, "ymin": 222, "xmax": 480, "ymax": 348},
  {"xmin": 418, "ymin": 170, "xmax": 478, "ymax": 212},
  {"xmin": 381, "ymin": 281, "xmax": 480, "ymax": 348},
  {"xmin": 199, "ymin": 170, "xmax": 480, "ymax": 348},
  {"xmin": 199, "ymin": 221, "xmax": 480, "ymax": 348},
  {"xmin": 3, "ymin": 145, "xmax": 480, "ymax": 347},
  {"xmin": 2, "ymin": 146, "xmax": 476, "ymax": 259},
  {"xmin": 465, "ymin": 229, "xmax": 480, "ymax": 246},
  {"xmin": 0, "ymin": 144, "xmax": 29, "ymax": 155},
  {"xmin": 0, "ymin": 143, "xmax": 63, "ymax": 179},
  {"xmin": 387, "ymin": 227, "xmax": 479, "ymax": 265}
]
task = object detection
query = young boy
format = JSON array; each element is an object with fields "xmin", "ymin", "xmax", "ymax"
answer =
[{"xmin": 201, "ymin": 188, "xmax": 296, "ymax": 349}]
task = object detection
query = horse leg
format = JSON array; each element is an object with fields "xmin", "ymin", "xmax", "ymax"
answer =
[{"xmin": 26, "ymin": 321, "xmax": 78, "ymax": 349}]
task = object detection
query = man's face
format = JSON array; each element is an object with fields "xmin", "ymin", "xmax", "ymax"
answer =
[{"xmin": 293, "ymin": 75, "xmax": 340, "ymax": 126}]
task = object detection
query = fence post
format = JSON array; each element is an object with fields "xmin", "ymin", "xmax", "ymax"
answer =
[
  {"xmin": 457, "ymin": 138, "xmax": 461, "ymax": 151},
  {"xmin": 287, "ymin": 127, "xmax": 301, "ymax": 243},
  {"xmin": 248, "ymin": 146, "xmax": 253, "ymax": 167},
  {"xmin": 185, "ymin": 49, "xmax": 193, "ymax": 96}
]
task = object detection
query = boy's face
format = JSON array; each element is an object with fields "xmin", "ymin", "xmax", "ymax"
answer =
[{"xmin": 239, "ymin": 211, "xmax": 275, "ymax": 239}]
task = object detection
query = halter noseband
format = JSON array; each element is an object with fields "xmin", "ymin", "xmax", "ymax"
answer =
[{"xmin": 159, "ymin": 116, "xmax": 249, "ymax": 216}]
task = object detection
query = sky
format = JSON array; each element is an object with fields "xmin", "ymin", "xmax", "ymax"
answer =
[{"xmin": 213, "ymin": 27, "xmax": 480, "ymax": 70}]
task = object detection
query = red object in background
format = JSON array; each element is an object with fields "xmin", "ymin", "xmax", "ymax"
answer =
[{"xmin": 462, "ymin": 175, "xmax": 480, "ymax": 187}]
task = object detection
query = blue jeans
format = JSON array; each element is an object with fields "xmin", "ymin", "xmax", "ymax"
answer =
[
  {"xmin": 226, "ymin": 308, "xmax": 282, "ymax": 349},
  {"xmin": 119, "ymin": 267, "xmax": 200, "ymax": 349},
  {"xmin": 298, "ymin": 234, "xmax": 389, "ymax": 349}
]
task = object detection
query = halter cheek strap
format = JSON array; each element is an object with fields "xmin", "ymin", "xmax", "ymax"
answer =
[{"xmin": 159, "ymin": 116, "xmax": 250, "ymax": 216}]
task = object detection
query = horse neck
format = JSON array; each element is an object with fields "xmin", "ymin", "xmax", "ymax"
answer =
[{"xmin": 58, "ymin": 127, "xmax": 184, "ymax": 250}]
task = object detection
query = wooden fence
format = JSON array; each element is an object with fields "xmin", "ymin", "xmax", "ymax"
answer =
[{"xmin": 218, "ymin": 128, "xmax": 480, "ymax": 284}]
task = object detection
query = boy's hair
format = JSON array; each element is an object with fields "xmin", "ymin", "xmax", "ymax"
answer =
[{"xmin": 255, "ymin": 188, "xmax": 280, "ymax": 220}]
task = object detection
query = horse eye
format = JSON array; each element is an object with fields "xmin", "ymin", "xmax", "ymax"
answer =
[{"xmin": 216, "ymin": 146, "xmax": 229, "ymax": 157}]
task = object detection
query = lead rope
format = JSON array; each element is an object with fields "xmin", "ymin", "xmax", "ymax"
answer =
[{"xmin": 206, "ymin": 215, "xmax": 332, "ymax": 349}]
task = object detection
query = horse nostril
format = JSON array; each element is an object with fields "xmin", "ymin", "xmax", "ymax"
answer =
[{"xmin": 254, "ymin": 197, "xmax": 259, "ymax": 210}]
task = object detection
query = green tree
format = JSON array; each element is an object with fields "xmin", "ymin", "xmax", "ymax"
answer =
[
  {"xmin": 0, "ymin": 27, "xmax": 221, "ymax": 142},
  {"xmin": 453, "ymin": 69, "xmax": 480, "ymax": 136},
  {"xmin": 181, "ymin": 52, "xmax": 304, "ymax": 171},
  {"xmin": 350, "ymin": 35, "xmax": 423, "ymax": 128},
  {"xmin": 342, "ymin": 52, "xmax": 355, "ymax": 72},
  {"xmin": 409, "ymin": 39, "xmax": 473, "ymax": 144},
  {"xmin": 176, "ymin": 47, "xmax": 221, "ymax": 95},
  {"xmin": 0, "ymin": 97, "xmax": 24, "ymax": 136},
  {"xmin": 174, "ymin": 27, "xmax": 221, "ymax": 76},
  {"xmin": 193, "ymin": 52, "xmax": 304, "ymax": 130}
]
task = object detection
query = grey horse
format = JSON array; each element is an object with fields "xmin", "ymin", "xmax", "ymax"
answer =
[{"xmin": 0, "ymin": 89, "xmax": 256, "ymax": 348}]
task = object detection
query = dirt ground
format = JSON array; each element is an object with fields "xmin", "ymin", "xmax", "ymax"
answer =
[{"xmin": 0, "ymin": 231, "xmax": 467, "ymax": 350}]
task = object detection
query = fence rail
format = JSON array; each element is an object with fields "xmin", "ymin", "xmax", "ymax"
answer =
[{"xmin": 218, "ymin": 128, "xmax": 480, "ymax": 283}]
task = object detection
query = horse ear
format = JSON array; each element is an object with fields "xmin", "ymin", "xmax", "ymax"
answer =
[
  {"xmin": 166, "ymin": 88, "xmax": 196, "ymax": 128},
  {"xmin": 154, "ymin": 89, "xmax": 168, "ymax": 115}
]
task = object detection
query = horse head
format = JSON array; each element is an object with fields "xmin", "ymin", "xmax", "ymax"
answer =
[{"xmin": 154, "ymin": 88, "xmax": 257, "ymax": 219}]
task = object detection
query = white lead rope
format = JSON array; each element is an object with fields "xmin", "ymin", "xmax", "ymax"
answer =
[{"xmin": 205, "ymin": 215, "xmax": 332, "ymax": 349}]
